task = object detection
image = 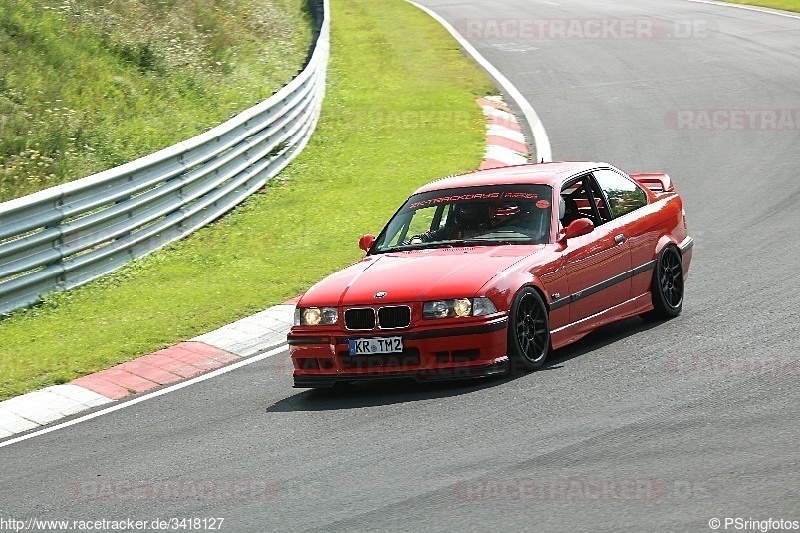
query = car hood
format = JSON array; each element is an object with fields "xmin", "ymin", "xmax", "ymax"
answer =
[{"xmin": 299, "ymin": 245, "xmax": 544, "ymax": 306}]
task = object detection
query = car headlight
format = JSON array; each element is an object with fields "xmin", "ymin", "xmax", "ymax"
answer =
[
  {"xmin": 473, "ymin": 297, "xmax": 499, "ymax": 316},
  {"xmin": 423, "ymin": 297, "xmax": 498, "ymax": 319},
  {"xmin": 294, "ymin": 307, "xmax": 338, "ymax": 326}
]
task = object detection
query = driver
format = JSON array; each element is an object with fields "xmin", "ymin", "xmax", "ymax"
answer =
[
  {"xmin": 452, "ymin": 202, "xmax": 491, "ymax": 232},
  {"xmin": 406, "ymin": 202, "xmax": 492, "ymax": 244}
]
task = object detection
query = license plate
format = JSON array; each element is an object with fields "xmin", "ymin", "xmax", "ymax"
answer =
[{"xmin": 348, "ymin": 337, "xmax": 403, "ymax": 355}]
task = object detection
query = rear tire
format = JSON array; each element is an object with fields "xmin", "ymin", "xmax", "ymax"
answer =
[
  {"xmin": 507, "ymin": 288, "xmax": 550, "ymax": 374},
  {"xmin": 643, "ymin": 245, "xmax": 684, "ymax": 320}
]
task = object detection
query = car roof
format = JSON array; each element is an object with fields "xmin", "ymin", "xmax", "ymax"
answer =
[{"xmin": 413, "ymin": 161, "xmax": 608, "ymax": 194}]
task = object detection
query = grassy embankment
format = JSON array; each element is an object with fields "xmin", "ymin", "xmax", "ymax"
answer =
[
  {"xmin": 726, "ymin": 0, "xmax": 800, "ymax": 12},
  {"xmin": 0, "ymin": 0, "xmax": 312, "ymax": 202},
  {"xmin": 0, "ymin": 0, "xmax": 494, "ymax": 399}
]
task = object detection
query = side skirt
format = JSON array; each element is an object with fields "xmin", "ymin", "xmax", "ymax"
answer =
[{"xmin": 550, "ymin": 293, "xmax": 653, "ymax": 350}]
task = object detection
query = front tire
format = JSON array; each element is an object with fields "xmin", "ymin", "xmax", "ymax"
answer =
[
  {"xmin": 507, "ymin": 287, "xmax": 550, "ymax": 374},
  {"xmin": 643, "ymin": 245, "xmax": 684, "ymax": 320}
]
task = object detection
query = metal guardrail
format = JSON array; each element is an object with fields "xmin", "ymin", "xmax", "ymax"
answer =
[{"xmin": 0, "ymin": 0, "xmax": 330, "ymax": 316}]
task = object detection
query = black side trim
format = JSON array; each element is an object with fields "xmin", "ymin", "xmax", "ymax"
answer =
[
  {"xmin": 632, "ymin": 259, "xmax": 657, "ymax": 276},
  {"xmin": 287, "ymin": 336, "xmax": 330, "ymax": 346},
  {"xmin": 570, "ymin": 270, "xmax": 633, "ymax": 303},
  {"xmin": 405, "ymin": 319, "xmax": 507, "ymax": 340},
  {"xmin": 548, "ymin": 259, "xmax": 657, "ymax": 311}
]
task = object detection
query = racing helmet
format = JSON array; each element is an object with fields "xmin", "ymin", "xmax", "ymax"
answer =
[{"xmin": 454, "ymin": 202, "xmax": 490, "ymax": 230}]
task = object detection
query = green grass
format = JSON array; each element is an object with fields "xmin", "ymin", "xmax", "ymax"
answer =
[
  {"xmin": 726, "ymin": 0, "xmax": 800, "ymax": 12},
  {"xmin": 0, "ymin": 0, "xmax": 495, "ymax": 400},
  {"xmin": 0, "ymin": 0, "xmax": 312, "ymax": 202}
]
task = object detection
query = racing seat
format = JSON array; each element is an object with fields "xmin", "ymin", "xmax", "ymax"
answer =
[{"xmin": 560, "ymin": 196, "xmax": 584, "ymax": 228}]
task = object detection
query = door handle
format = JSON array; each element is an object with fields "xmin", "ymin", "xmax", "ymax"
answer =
[{"xmin": 614, "ymin": 234, "xmax": 625, "ymax": 245}]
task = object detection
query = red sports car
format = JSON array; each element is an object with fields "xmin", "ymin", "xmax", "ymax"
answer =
[{"xmin": 288, "ymin": 162, "xmax": 692, "ymax": 387}]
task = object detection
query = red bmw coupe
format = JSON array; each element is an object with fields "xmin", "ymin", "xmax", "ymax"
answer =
[{"xmin": 289, "ymin": 162, "xmax": 692, "ymax": 387}]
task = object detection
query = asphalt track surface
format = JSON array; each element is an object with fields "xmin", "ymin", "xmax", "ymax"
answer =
[{"xmin": 2, "ymin": 1, "xmax": 800, "ymax": 531}]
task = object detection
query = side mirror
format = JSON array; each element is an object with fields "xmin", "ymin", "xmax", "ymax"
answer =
[
  {"xmin": 558, "ymin": 218, "xmax": 594, "ymax": 244},
  {"xmin": 359, "ymin": 234, "xmax": 376, "ymax": 252}
]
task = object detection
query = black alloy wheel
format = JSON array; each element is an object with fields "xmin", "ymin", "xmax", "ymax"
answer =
[
  {"xmin": 508, "ymin": 287, "xmax": 550, "ymax": 373},
  {"xmin": 643, "ymin": 245, "xmax": 684, "ymax": 320}
]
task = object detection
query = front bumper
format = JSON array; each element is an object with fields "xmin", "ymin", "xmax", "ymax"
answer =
[
  {"xmin": 288, "ymin": 315, "xmax": 509, "ymax": 388},
  {"xmin": 292, "ymin": 360, "xmax": 509, "ymax": 387}
]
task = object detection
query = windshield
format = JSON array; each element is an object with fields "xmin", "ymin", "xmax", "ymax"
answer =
[{"xmin": 372, "ymin": 184, "xmax": 552, "ymax": 253}]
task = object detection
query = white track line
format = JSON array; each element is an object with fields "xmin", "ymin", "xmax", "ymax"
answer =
[
  {"xmin": 687, "ymin": 0, "xmax": 800, "ymax": 20},
  {"xmin": 406, "ymin": 1, "xmax": 553, "ymax": 162},
  {"xmin": 0, "ymin": 343, "xmax": 287, "ymax": 449}
]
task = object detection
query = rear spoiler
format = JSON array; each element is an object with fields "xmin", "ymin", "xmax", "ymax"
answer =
[{"xmin": 629, "ymin": 173, "xmax": 674, "ymax": 193}]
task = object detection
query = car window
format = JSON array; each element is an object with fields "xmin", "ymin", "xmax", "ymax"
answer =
[
  {"xmin": 373, "ymin": 185, "xmax": 553, "ymax": 252},
  {"xmin": 560, "ymin": 177, "xmax": 607, "ymax": 227},
  {"xmin": 593, "ymin": 169, "xmax": 647, "ymax": 218},
  {"xmin": 406, "ymin": 206, "xmax": 439, "ymax": 238},
  {"xmin": 588, "ymin": 179, "xmax": 611, "ymax": 224}
]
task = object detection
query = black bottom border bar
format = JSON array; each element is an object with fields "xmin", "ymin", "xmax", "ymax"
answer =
[{"xmin": 292, "ymin": 360, "xmax": 509, "ymax": 388}]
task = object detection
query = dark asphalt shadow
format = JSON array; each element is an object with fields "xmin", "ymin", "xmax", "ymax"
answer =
[
  {"xmin": 265, "ymin": 375, "xmax": 516, "ymax": 412},
  {"xmin": 266, "ymin": 316, "xmax": 670, "ymax": 412},
  {"xmin": 542, "ymin": 315, "xmax": 667, "ymax": 370}
]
